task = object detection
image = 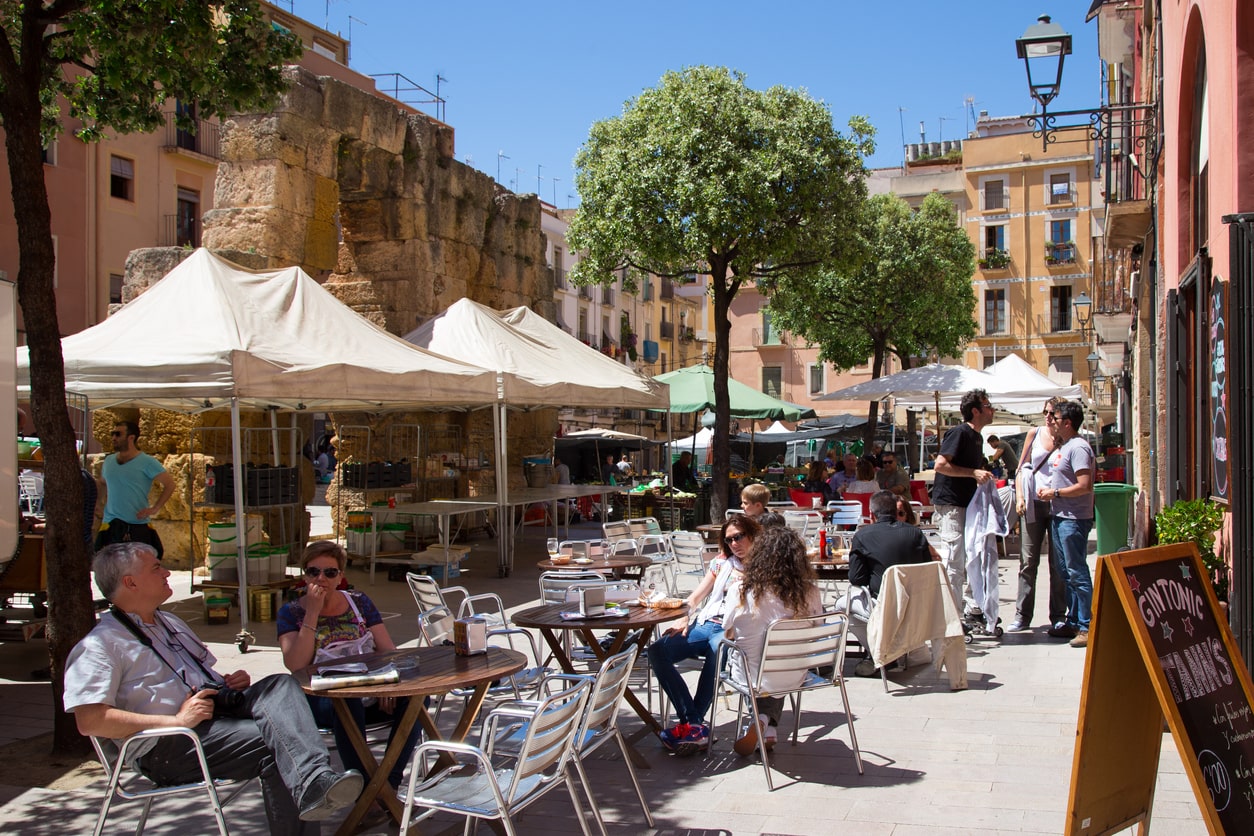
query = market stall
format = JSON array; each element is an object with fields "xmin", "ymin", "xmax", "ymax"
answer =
[{"xmin": 16, "ymin": 248, "xmax": 503, "ymax": 648}]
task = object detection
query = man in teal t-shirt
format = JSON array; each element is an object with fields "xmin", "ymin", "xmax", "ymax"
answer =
[{"xmin": 97, "ymin": 421, "xmax": 174, "ymax": 558}]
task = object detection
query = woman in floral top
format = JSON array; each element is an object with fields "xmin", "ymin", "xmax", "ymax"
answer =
[{"xmin": 277, "ymin": 540, "xmax": 419, "ymax": 792}]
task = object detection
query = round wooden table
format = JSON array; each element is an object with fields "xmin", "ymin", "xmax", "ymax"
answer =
[
  {"xmin": 513, "ymin": 601, "xmax": 688, "ymax": 736},
  {"xmin": 536, "ymin": 554, "xmax": 652, "ymax": 579},
  {"xmin": 295, "ymin": 645, "xmax": 525, "ymax": 835}
]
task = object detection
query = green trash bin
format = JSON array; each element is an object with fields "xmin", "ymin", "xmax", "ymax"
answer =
[{"xmin": 1093, "ymin": 483, "xmax": 1137, "ymax": 556}]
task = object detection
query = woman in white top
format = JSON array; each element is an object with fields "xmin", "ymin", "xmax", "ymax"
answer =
[
  {"xmin": 1010, "ymin": 398, "xmax": 1069, "ymax": 632},
  {"xmin": 843, "ymin": 457, "xmax": 880, "ymax": 496},
  {"xmin": 723, "ymin": 526, "xmax": 823, "ymax": 756}
]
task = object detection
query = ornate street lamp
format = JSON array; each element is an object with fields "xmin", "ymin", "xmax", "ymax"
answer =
[
  {"xmin": 1073, "ymin": 291, "xmax": 1093, "ymax": 338},
  {"xmin": 1015, "ymin": 15, "xmax": 1072, "ymax": 110},
  {"xmin": 1086, "ymin": 350, "xmax": 1101, "ymax": 380},
  {"xmin": 1014, "ymin": 14, "xmax": 1150, "ymax": 151}
]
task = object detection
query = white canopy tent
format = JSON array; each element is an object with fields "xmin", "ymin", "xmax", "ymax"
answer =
[
  {"xmin": 16, "ymin": 248, "xmax": 503, "ymax": 642},
  {"xmin": 404, "ymin": 298, "xmax": 669, "ymax": 573}
]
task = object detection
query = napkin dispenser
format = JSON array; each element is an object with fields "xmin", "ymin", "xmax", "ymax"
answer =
[
  {"xmin": 578, "ymin": 585, "xmax": 606, "ymax": 618},
  {"xmin": 454, "ymin": 616, "xmax": 488, "ymax": 656}
]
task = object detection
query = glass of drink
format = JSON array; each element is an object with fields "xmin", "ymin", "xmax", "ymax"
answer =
[{"xmin": 546, "ymin": 538, "xmax": 559, "ymax": 559}]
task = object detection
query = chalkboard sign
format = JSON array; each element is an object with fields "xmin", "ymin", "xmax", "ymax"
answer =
[{"xmin": 1068, "ymin": 544, "xmax": 1254, "ymax": 835}]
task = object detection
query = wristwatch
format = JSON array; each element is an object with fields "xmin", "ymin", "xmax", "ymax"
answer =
[{"xmin": 1054, "ymin": 488, "xmax": 1061, "ymax": 499}]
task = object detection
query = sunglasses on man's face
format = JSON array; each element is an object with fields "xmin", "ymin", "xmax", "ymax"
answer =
[
  {"xmin": 305, "ymin": 566, "xmax": 341, "ymax": 579},
  {"xmin": 724, "ymin": 532, "xmax": 747, "ymax": 547},
  {"xmin": 111, "ymin": 431, "xmax": 125, "ymax": 437}
]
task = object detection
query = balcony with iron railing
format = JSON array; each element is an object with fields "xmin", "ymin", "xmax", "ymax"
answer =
[
  {"xmin": 659, "ymin": 321, "xmax": 674, "ymax": 339},
  {"xmin": 979, "ymin": 191, "xmax": 1009, "ymax": 212},
  {"xmin": 978, "ymin": 248, "xmax": 1012, "ymax": 271},
  {"xmin": 1102, "ymin": 102, "xmax": 1156, "ymax": 249},
  {"xmin": 554, "ymin": 268, "xmax": 568, "ymax": 290},
  {"xmin": 660, "ymin": 278, "xmax": 674, "ymax": 300},
  {"xmin": 602, "ymin": 286, "xmax": 614, "ymax": 306},
  {"xmin": 578, "ymin": 285, "xmax": 592, "ymax": 301},
  {"xmin": 1047, "ymin": 186, "xmax": 1076, "ymax": 206},
  {"xmin": 577, "ymin": 330, "xmax": 593, "ymax": 344},
  {"xmin": 162, "ymin": 114, "xmax": 221, "ymax": 160},
  {"xmin": 752, "ymin": 327, "xmax": 786, "ymax": 347},
  {"xmin": 1044, "ymin": 241, "xmax": 1077, "ymax": 266}
]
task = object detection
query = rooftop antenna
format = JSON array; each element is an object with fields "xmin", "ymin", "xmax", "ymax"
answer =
[
  {"xmin": 515, "ymin": 167, "xmax": 523, "ymax": 192},
  {"xmin": 897, "ymin": 106, "xmax": 907, "ymax": 169},
  {"xmin": 964, "ymin": 96, "xmax": 978, "ymax": 135},
  {"xmin": 939, "ymin": 115, "xmax": 956, "ymax": 142},
  {"xmin": 537, "ymin": 163, "xmax": 543, "ymax": 195},
  {"xmin": 551, "ymin": 176, "xmax": 560, "ymax": 207},
  {"xmin": 434, "ymin": 73, "xmax": 447, "ymax": 122},
  {"xmin": 346, "ymin": 16, "xmax": 365, "ymax": 64},
  {"xmin": 496, "ymin": 150, "xmax": 509, "ymax": 184},
  {"xmin": 567, "ymin": 192, "xmax": 577, "ymax": 210}
]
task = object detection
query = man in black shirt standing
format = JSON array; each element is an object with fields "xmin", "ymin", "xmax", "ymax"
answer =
[{"xmin": 932, "ymin": 389, "xmax": 995, "ymax": 612}]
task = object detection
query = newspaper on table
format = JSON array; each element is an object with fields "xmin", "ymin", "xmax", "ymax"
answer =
[{"xmin": 308, "ymin": 662, "xmax": 402, "ymax": 691}]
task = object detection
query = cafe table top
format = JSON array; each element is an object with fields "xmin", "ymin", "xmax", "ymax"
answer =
[
  {"xmin": 535, "ymin": 554, "xmax": 653, "ymax": 573},
  {"xmin": 293, "ymin": 645, "xmax": 526, "ymax": 700},
  {"xmin": 512, "ymin": 600, "xmax": 688, "ymax": 632}
]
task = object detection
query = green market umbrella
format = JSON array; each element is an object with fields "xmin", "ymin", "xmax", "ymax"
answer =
[{"xmin": 655, "ymin": 365, "xmax": 816, "ymax": 420}]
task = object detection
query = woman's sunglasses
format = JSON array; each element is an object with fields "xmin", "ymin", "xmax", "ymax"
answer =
[
  {"xmin": 724, "ymin": 532, "xmax": 747, "ymax": 546},
  {"xmin": 304, "ymin": 566, "xmax": 341, "ymax": 579}
]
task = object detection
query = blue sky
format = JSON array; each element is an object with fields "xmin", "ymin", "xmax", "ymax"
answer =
[{"xmin": 288, "ymin": 1, "xmax": 1100, "ymax": 206}]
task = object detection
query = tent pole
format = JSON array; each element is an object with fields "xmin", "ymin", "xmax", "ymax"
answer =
[
  {"xmin": 494, "ymin": 400, "xmax": 510, "ymax": 577},
  {"xmin": 268, "ymin": 408, "xmax": 280, "ymax": 466},
  {"xmin": 230, "ymin": 398, "xmax": 252, "ymax": 645}
]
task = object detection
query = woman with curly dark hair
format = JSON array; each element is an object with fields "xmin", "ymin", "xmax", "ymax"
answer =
[{"xmin": 723, "ymin": 526, "xmax": 822, "ymax": 756}]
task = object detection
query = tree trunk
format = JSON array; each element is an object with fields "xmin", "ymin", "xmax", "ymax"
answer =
[
  {"xmin": 2, "ymin": 77, "xmax": 94, "ymax": 757},
  {"xmin": 709, "ymin": 259, "xmax": 734, "ymax": 523},
  {"xmin": 862, "ymin": 344, "xmax": 888, "ymax": 453}
]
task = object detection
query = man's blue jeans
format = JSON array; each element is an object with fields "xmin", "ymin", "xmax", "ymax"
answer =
[
  {"xmin": 1050, "ymin": 516, "xmax": 1093, "ymax": 631},
  {"xmin": 647, "ymin": 619, "xmax": 723, "ymax": 725}
]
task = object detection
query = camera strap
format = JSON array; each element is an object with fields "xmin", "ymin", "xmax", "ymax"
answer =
[{"xmin": 109, "ymin": 606, "xmax": 224, "ymax": 692}]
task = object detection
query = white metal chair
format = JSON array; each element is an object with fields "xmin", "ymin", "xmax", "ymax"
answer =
[
  {"xmin": 406, "ymin": 572, "xmax": 471, "ymax": 643},
  {"xmin": 601, "ymin": 520, "xmax": 632, "ymax": 545},
  {"xmin": 490, "ymin": 648, "xmax": 654, "ymax": 836},
  {"xmin": 89, "ymin": 728, "xmax": 254, "ymax": 836},
  {"xmin": 399, "ymin": 679, "xmax": 593, "ymax": 836},
  {"xmin": 670, "ymin": 530, "xmax": 708, "ymax": 591},
  {"xmin": 827, "ymin": 500, "xmax": 864, "ymax": 531},
  {"xmin": 767, "ymin": 500, "xmax": 799, "ymax": 509},
  {"xmin": 782, "ymin": 510, "xmax": 822, "ymax": 539},
  {"xmin": 710, "ymin": 610, "xmax": 863, "ymax": 789},
  {"xmin": 18, "ymin": 471, "xmax": 43, "ymax": 515}
]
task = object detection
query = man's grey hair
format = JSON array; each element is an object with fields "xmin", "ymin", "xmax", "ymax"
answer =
[
  {"xmin": 870, "ymin": 490, "xmax": 898, "ymax": 520},
  {"xmin": 93, "ymin": 542, "xmax": 157, "ymax": 600}
]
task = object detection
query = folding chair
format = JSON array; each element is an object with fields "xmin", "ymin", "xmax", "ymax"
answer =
[
  {"xmin": 400, "ymin": 679, "xmax": 593, "ymax": 836},
  {"xmin": 710, "ymin": 610, "xmax": 863, "ymax": 789},
  {"xmin": 18, "ymin": 471, "xmax": 43, "ymax": 515},
  {"xmin": 490, "ymin": 649, "xmax": 653, "ymax": 836},
  {"xmin": 405, "ymin": 572, "xmax": 470, "ymax": 643},
  {"xmin": 90, "ymin": 728, "xmax": 254, "ymax": 836}
]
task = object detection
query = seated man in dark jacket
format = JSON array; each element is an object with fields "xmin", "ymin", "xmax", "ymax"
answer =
[
  {"xmin": 844, "ymin": 490, "xmax": 936, "ymax": 675},
  {"xmin": 848, "ymin": 490, "xmax": 934, "ymax": 605}
]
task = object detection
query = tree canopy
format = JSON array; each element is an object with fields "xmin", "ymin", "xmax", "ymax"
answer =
[
  {"xmin": 567, "ymin": 66, "xmax": 873, "ymax": 517},
  {"xmin": 765, "ymin": 191, "xmax": 977, "ymax": 454},
  {"xmin": 0, "ymin": 0, "xmax": 301, "ymax": 752}
]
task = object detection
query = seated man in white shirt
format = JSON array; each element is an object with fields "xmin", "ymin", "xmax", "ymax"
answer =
[{"xmin": 64, "ymin": 543, "xmax": 363, "ymax": 834}]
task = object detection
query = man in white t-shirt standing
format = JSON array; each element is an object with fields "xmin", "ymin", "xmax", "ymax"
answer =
[{"xmin": 1037, "ymin": 401, "xmax": 1095, "ymax": 649}]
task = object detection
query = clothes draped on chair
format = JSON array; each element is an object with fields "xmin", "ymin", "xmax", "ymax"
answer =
[{"xmin": 867, "ymin": 562, "xmax": 968, "ymax": 690}]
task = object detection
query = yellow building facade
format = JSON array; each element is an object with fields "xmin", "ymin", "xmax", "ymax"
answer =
[{"xmin": 961, "ymin": 121, "xmax": 1104, "ymax": 415}]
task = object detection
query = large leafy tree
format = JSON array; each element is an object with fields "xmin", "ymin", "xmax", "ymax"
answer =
[
  {"xmin": 766, "ymin": 192, "xmax": 977, "ymax": 465},
  {"xmin": 0, "ymin": 0, "xmax": 300, "ymax": 752},
  {"xmin": 567, "ymin": 66, "xmax": 872, "ymax": 519}
]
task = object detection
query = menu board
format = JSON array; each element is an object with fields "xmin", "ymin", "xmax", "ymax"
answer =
[
  {"xmin": 1210, "ymin": 275, "xmax": 1229, "ymax": 502},
  {"xmin": 1068, "ymin": 544, "xmax": 1254, "ymax": 835}
]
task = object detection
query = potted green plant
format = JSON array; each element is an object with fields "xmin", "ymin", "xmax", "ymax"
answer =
[
  {"xmin": 979, "ymin": 248, "xmax": 1011, "ymax": 270},
  {"xmin": 1154, "ymin": 498, "xmax": 1228, "ymax": 601}
]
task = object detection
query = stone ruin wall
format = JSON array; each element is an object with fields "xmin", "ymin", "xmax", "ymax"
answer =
[{"xmin": 113, "ymin": 67, "xmax": 561, "ymax": 568}]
